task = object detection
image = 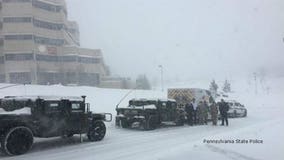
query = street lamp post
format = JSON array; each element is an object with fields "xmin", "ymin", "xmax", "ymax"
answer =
[
  {"xmin": 253, "ymin": 72, "xmax": 257, "ymax": 95},
  {"xmin": 158, "ymin": 65, "xmax": 164, "ymax": 92}
]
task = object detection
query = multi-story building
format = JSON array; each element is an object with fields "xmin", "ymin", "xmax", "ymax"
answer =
[{"xmin": 0, "ymin": 0, "xmax": 108, "ymax": 86}]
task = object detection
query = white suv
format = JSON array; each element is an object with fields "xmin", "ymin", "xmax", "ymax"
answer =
[{"xmin": 227, "ymin": 100, "xmax": 247, "ymax": 118}]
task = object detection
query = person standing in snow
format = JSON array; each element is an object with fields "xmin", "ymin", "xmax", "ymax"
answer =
[
  {"xmin": 202, "ymin": 100, "xmax": 209, "ymax": 125},
  {"xmin": 197, "ymin": 101, "xmax": 204, "ymax": 125},
  {"xmin": 218, "ymin": 99, "xmax": 229, "ymax": 126},
  {"xmin": 192, "ymin": 98, "xmax": 198, "ymax": 125},
  {"xmin": 210, "ymin": 101, "xmax": 218, "ymax": 126},
  {"xmin": 185, "ymin": 100, "xmax": 194, "ymax": 126}
]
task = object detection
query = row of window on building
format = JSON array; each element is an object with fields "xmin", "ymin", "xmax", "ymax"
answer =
[
  {"xmin": 0, "ymin": 74, "xmax": 5, "ymax": 83},
  {"xmin": 3, "ymin": 34, "xmax": 65, "ymax": 46},
  {"xmin": 0, "ymin": 56, "xmax": 4, "ymax": 63},
  {"xmin": 2, "ymin": 0, "xmax": 30, "ymax": 3},
  {"xmin": 2, "ymin": 17, "xmax": 78, "ymax": 34},
  {"xmin": 0, "ymin": 54, "xmax": 101, "ymax": 64},
  {"xmin": 3, "ymin": 0, "xmax": 64, "ymax": 13},
  {"xmin": 0, "ymin": 72, "xmax": 100, "ymax": 86}
]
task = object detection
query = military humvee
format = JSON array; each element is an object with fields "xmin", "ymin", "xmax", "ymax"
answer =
[
  {"xmin": 0, "ymin": 95, "xmax": 112, "ymax": 156},
  {"xmin": 115, "ymin": 99, "xmax": 186, "ymax": 130}
]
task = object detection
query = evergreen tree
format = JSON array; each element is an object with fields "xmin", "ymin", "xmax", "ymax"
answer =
[
  {"xmin": 209, "ymin": 80, "xmax": 218, "ymax": 93},
  {"xmin": 136, "ymin": 74, "xmax": 151, "ymax": 90},
  {"xmin": 209, "ymin": 79, "xmax": 218, "ymax": 98},
  {"xmin": 223, "ymin": 79, "xmax": 231, "ymax": 93}
]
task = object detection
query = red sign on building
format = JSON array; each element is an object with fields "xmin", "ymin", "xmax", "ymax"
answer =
[{"xmin": 47, "ymin": 47, "xmax": 57, "ymax": 55}]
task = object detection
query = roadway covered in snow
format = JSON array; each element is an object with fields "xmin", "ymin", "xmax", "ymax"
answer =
[{"xmin": 0, "ymin": 80, "xmax": 283, "ymax": 160}]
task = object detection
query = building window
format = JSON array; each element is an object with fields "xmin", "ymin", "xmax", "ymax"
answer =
[
  {"xmin": 33, "ymin": 18, "xmax": 63, "ymax": 30},
  {"xmin": 59, "ymin": 55, "xmax": 77, "ymax": 62},
  {"xmin": 3, "ymin": 17, "xmax": 32, "ymax": 23},
  {"xmin": 5, "ymin": 53, "xmax": 34, "ymax": 61},
  {"xmin": 0, "ymin": 56, "xmax": 4, "ymax": 64},
  {"xmin": 38, "ymin": 72, "xmax": 63, "ymax": 85},
  {"xmin": 78, "ymin": 57, "xmax": 100, "ymax": 64},
  {"xmin": 0, "ymin": 74, "xmax": 5, "ymax": 83},
  {"xmin": 4, "ymin": 34, "xmax": 33, "ymax": 40},
  {"xmin": 9, "ymin": 72, "xmax": 31, "ymax": 84},
  {"xmin": 0, "ymin": 39, "xmax": 3, "ymax": 46},
  {"xmin": 66, "ymin": 28, "xmax": 77, "ymax": 34},
  {"xmin": 34, "ymin": 36, "xmax": 64, "ymax": 46},
  {"xmin": 36, "ymin": 54, "xmax": 58, "ymax": 62},
  {"xmin": 78, "ymin": 73, "xmax": 100, "ymax": 86},
  {"xmin": 32, "ymin": 0, "xmax": 61, "ymax": 12},
  {"xmin": 3, "ymin": 0, "xmax": 31, "ymax": 3},
  {"xmin": 65, "ymin": 72, "xmax": 77, "ymax": 84}
]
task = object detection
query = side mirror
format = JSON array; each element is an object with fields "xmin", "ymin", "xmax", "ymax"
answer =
[
  {"xmin": 104, "ymin": 113, "xmax": 112, "ymax": 122},
  {"xmin": 85, "ymin": 103, "xmax": 90, "ymax": 113}
]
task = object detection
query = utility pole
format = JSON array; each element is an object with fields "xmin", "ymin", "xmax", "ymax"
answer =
[
  {"xmin": 158, "ymin": 65, "xmax": 164, "ymax": 92},
  {"xmin": 253, "ymin": 72, "xmax": 257, "ymax": 95}
]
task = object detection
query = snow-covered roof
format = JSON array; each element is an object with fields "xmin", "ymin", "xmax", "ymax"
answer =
[
  {"xmin": 1, "ymin": 95, "xmax": 84, "ymax": 102},
  {"xmin": 215, "ymin": 97, "xmax": 239, "ymax": 103},
  {"xmin": 130, "ymin": 98, "xmax": 176, "ymax": 102}
]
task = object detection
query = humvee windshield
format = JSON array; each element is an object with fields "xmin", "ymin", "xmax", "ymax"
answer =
[
  {"xmin": 0, "ymin": 99, "xmax": 34, "ymax": 112},
  {"xmin": 128, "ymin": 100, "xmax": 157, "ymax": 107}
]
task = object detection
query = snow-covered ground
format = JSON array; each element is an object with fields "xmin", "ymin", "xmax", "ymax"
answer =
[{"xmin": 0, "ymin": 77, "xmax": 283, "ymax": 160}]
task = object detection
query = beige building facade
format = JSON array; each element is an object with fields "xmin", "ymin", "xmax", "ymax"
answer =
[{"xmin": 0, "ymin": 0, "xmax": 108, "ymax": 86}]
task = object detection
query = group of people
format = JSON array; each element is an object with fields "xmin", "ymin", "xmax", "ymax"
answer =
[{"xmin": 184, "ymin": 98, "xmax": 229, "ymax": 126}]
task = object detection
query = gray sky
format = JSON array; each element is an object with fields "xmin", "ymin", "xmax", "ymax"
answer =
[{"xmin": 67, "ymin": 0, "xmax": 284, "ymax": 81}]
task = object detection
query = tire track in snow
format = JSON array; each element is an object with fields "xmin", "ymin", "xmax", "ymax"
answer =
[{"xmin": 206, "ymin": 144, "xmax": 261, "ymax": 160}]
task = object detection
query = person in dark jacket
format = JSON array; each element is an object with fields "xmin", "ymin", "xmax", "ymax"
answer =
[
  {"xmin": 197, "ymin": 101, "xmax": 204, "ymax": 125},
  {"xmin": 185, "ymin": 101, "xmax": 194, "ymax": 126},
  {"xmin": 192, "ymin": 98, "xmax": 198, "ymax": 125},
  {"xmin": 218, "ymin": 99, "xmax": 229, "ymax": 126}
]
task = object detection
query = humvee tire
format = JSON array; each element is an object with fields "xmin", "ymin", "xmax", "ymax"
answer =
[
  {"xmin": 144, "ymin": 115, "xmax": 159, "ymax": 130},
  {"xmin": 120, "ymin": 119, "xmax": 130, "ymax": 128},
  {"xmin": 1, "ymin": 126, "xmax": 34, "ymax": 156},
  {"xmin": 87, "ymin": 120, "xmax": 106, "ymax": 142}
]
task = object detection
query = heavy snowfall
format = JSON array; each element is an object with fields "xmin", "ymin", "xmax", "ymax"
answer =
[{"xmin": 0, "ymin": 77, "xmax": 283, "ymax": 160}]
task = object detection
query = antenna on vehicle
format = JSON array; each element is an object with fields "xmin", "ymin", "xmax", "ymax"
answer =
[
  {"xmin": 81, "ymin": 95, "xmax": 86, "ymax": 103},
  {"xmin": 116, "ymin": 87, "xmax": 136, "ymax": 109}
]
